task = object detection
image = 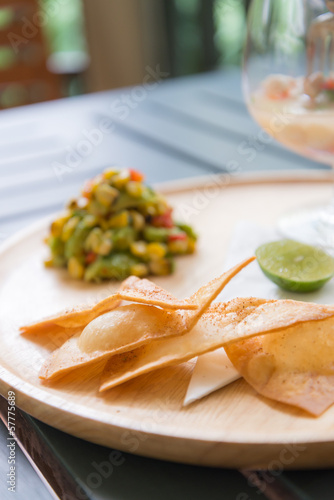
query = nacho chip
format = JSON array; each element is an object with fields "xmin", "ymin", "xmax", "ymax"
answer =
[
  {"xmin": 21, "ymin": 275, "xmax": 197, "ymax": 335},
  {"xmin": 225, "ymin": 315, "xmax": 334, "ymax": 416},
  {"xmin": 40, "ymin": 257, "xmax": 255, "ymax": 380},
  {"xmin": 99, "ymin": 299, "xmax": 334, "ymax": 392}
]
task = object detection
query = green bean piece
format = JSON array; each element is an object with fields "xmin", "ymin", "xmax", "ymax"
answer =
[
  {"xmin": 143, "ymin": 226, "xmax": 170, "ymax": 243},
  {"xmin": 84, "ymin": 253, "xmax": 139, "ymax": 282},
  {"xmin": 176, "ymin": 222, "xmax": 198, "ymax": 240},
  {"xmin": 112, "ymin": 227, "xmax": 137, "ymax": 250},
  {"xmin": 112, "ymin": 193, "xmax": 143, "ymax": 212},
  {"xmin": 64, "ymin": 221, "xmax": 91, "ymax": 260},
  {"xmin": 49, "ymin": 236, "xmax": 65, "ymax": 257}
]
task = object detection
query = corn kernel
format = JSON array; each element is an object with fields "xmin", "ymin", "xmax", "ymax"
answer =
[
  {"xmin": 83, "ymin": 215, "xmax": 98, "ymax": 228},
  {"xmin": 61, "ymin": 216, "xmax": 80, "ymax": 242},
  {"xmin": 95, "ymin": 183, "xmax": 119, "ymax": 207},
  {"xmin": 103, "ymin": 167, "xmax": 119, "ymax": 179},
  {"xmin": 87, "ymin": 200, "xmax": 104, "ymax": 217},
  {"xmin": 68, "ymin": 257, "xmax": 85, "ymax": 279},
  {"xmin": 130, "ymin": 240, "xmax": 147, "ymax": 257},
  {"xmin": 98, "ymin": 240, "xmax": 112, "ymax": 256},
  {"xmin": 130, "ymin": 211, "xmax": 145, "ymax": 230},
  {"xmin": 130, "ymin": 263, "xmax": 149, "ymax": 277},
  {"xmin": 84, "ymin": 228, "xmax": 103, "ymax": 253},
  {"xmin": 155, "ymin": 197, "xmax": 169, "ymax": 215},
  {"xmin": 147, "ymin": 242, "xmax": 167, "ymax": 259},
  {"xmin": 187, "ymin": 238, "xmax": 196, "ymax": 253},
  {"xmin": 168, "ymin": 239, "xmax": 188, "ymax": 254},
  {"xmin": 85, "ymin": 228, "xmax": 113, "ymax": 256},
  {"xmin": 109, "ymin": 211, "xmax": 129, "ymax": 228},
  {"xmin": 111, "ymin": 170, "xmax": 130, "ymax": 189},
  {"xmin": 91, "ymin": 174, "xmax": 104, "ymax": 192},
  {"xmin": 50, "ymin": 215, "xmax": 69, "ymax": 238},
  {"xmin": 126, "ymin": 181, "xmax": 144, "ymax": 197},
  {"xmin": 145, "ymin": 204, "xmax": 158, "ymax": 216}
]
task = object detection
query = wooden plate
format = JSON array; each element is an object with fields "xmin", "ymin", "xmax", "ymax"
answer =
[{"xmin": 1, "ymin": 172, "xmax": 334, "ymax": 469}]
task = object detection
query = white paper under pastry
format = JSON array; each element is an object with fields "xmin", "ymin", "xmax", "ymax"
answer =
[{"xmin": 183, "ymin": 348, "xmax": 240, "ymax": 406}]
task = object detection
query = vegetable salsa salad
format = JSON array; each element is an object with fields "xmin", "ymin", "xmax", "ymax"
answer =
[{"xmin": 45, "ymin": 168, "xmax": 197, "ymax": 281}]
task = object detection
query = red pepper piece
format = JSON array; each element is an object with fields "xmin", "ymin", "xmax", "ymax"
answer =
[
  {"xmin": 169, "ymin": 232, "xmax": 187, "ymax": 241},
  {"xmin": 129, "ymin": 169, "xmax": 144, "ymax": 182},
  {"xmin": 85, "ymin": 252, "xmax": 97, "ymax": 264},
  {"xmin": 152, "ymin": 209, "xmax": 174, "ymax": 228}
]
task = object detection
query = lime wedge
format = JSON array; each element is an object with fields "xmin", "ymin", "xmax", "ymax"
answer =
[{"xmin": 256, "ymin": 239, "xmax": 334, "ymax": 293}]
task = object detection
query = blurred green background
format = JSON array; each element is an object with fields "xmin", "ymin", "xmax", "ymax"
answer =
[
  {"xmin": 0, "ymin": 0, "xmax": 251, "ymax": 107},
  {"xmin": 41, "ymin": 0, "xmax": 249, "ymax": 76}
]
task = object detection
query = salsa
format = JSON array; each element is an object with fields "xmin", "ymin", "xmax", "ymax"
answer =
[{"xmin": 45, "ymin": 168, "xmax": 197, "ymax": 281}]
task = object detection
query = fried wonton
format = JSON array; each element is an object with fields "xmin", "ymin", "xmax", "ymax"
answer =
[
  {"xmin": 20, "ymin": 275, "xmax": 197, "ymax": 336},
  {"xmin": 225, "ymin": 315, "xmax": 334, "ymax": 416},
  {"xmin": 39, "ymin": 257, "xmax": 255, "ymax": 380},
  {"xmin": 99, "ymin": 299, "xmax": 334, "ymax": 392}
]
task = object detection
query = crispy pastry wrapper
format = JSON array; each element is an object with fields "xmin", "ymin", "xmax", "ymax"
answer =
[
  {"xmin": 39, "ymin": 257, "xmax": 255, "ymax": 380},
  {"xmin": 20, "ymin": 275, "xmax": 198, "ymax": 335},
  {"xmin": 225, "ymin": 315, "xmax": 334, "ymax": 416},
  {"xmin": 99, "ymin": 299, "xmax": 334, "ymax": 394}
]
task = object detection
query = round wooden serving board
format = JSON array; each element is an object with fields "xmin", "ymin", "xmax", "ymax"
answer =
[{"xmin": 1, "ymin": 171, "xmax": 334, "ymax": 469}]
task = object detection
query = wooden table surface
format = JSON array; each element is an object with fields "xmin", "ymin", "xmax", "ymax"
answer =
[{"xmin": 0, "ymin": 68, "xmax": 333, "ymax": 500}]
